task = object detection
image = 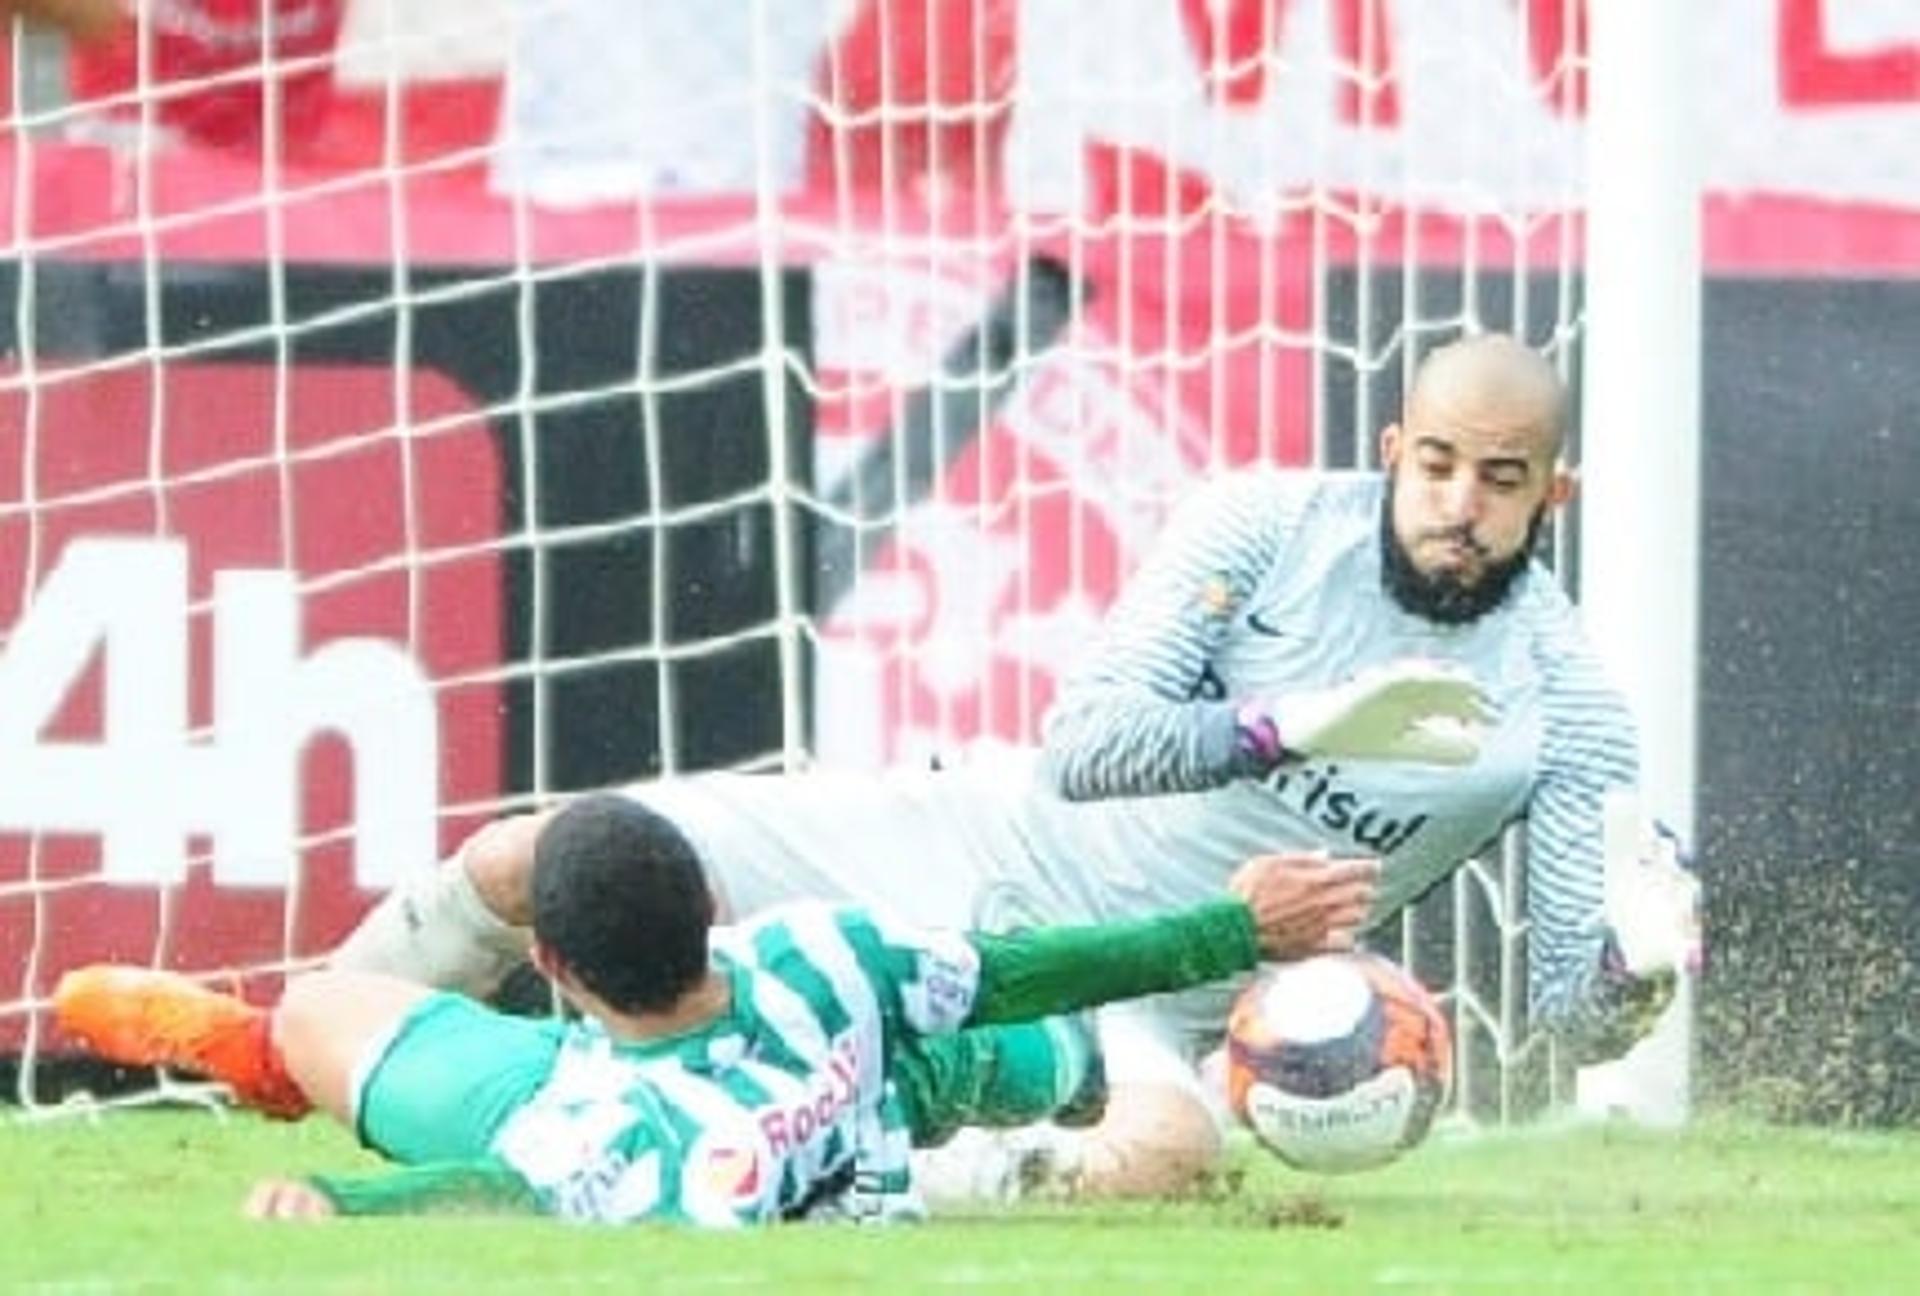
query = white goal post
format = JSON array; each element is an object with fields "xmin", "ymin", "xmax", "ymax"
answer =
[
  {"xmin": 0, "ymin": 0, "xmax": 1720, "ymax": 1125},
  {"xmin": 1572, "ymin": 0, "xmax": 1702, "ymax": 1128}
]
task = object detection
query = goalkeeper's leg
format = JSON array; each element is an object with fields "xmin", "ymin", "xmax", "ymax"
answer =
[
  {"xmin": 1060, "ymin": 1080, "xmax": 1224, "ymax": 1196},
  {"xmin": 330, "ymin": 767, "xmax": 1010, "ymax": 997},
  {"xmin": 328, "ymin": 814, "xmax": 549, "ymax": 997},
  {"xmin": 1031, "ymin": 1004, "xmax": 1225, "ymax": 1198}
]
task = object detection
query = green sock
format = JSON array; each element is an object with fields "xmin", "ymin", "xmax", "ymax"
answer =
[{"xmin": 893, "ymin": 1017, "xmax": 1096, "ymax": 1148}]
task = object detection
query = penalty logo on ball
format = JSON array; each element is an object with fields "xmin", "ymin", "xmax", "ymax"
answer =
[
  {"xmin": 1243, "ymin": 1067, "xmax": 1423, "ymax": 1173},
  {"xmin": 1226, "ymin": 951, "xmax": 1453, "ymax": 1174}
]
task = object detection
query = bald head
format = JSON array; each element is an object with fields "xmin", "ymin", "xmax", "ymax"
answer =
[
  {"xmin": 1406, "ymin": 333, "xmax": 1567, "ymax": 463},
  {"xmin": 1378, "ymin": 332, "xmax": 1575, "ymax": 624}
]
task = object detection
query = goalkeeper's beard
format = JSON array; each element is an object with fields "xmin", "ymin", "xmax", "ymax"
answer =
[{"xmin": 1379, "ymin": 475, "xmax": 1546, "ymax": 625}]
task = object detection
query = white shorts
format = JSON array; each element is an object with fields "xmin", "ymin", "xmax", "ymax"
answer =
[{"xmin": 626, "ymin": 762, "xmax": 1033, "ymax": 928}]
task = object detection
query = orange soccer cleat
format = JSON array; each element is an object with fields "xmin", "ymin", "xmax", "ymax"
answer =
[{"xmin": 52, "ymin": 966, "xmax": 311, "ymax": 1120}]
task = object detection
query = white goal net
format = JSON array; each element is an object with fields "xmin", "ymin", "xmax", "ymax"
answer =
[{"xmin": 0, "ymin": 0, "xmax": 1764, "ymax": 1122}]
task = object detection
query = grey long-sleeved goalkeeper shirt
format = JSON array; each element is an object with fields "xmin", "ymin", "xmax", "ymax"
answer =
[
  {"xmin": 1006, "ymin": 472, "xmax": 1638, "ymax": 1042},
  {"xmin": 636, "ymin": 472, "xmax": 1645, "ymax": 1062}
]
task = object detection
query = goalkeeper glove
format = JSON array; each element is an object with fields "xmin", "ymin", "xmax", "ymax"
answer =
[
  {"xmin": 1601, "ymin": 790, "xmax": 1703, "ymax": 979},
  {"xmin": 1235, "ymin": 659, "xmax": 1491, "ymax": 768},
  {"xmin": 1565, "ymin": 800, "xmax": 1701, "ymax": 1060},
  {"xmin": 1590, "ymin": 952, "xmax": 1680, "ymax": 1057}
]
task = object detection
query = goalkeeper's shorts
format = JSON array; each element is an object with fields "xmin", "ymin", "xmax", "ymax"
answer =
[
  {"xmin": 352, "ymin": 991, "xmax": 565, "ymax": 1165},
  {"xmin": 628, "ymin": 762, "xmax": 1030, "ymax": 927}
]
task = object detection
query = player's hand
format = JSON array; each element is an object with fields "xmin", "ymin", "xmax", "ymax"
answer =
[
  {"xmin": 1601, "ymin": 791, "xmax": 1703, "ymax": 979},
  {"xmin": 243, "ymin": 1177, "xmax": 338, "ymax": 1222},
  {"xmin": 1230, "ymin": 852, "xmax": 1379, "ymax": 960},
  {"xmin": 1240, "ymin": 660, "xmax": 1491, "ymax": 768}
]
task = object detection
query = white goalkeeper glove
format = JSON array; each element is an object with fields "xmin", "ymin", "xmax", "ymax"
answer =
[
  {"xmin": 1237, "ymin": 659, "xmax": 1491, "ymax": 768},
  {"xmin": 1601, "ymin": 790, "xmax": 1703, "ymax": 979}
]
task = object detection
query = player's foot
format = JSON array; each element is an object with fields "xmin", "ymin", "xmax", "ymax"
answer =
[{"xmin": 53, "ymin": 965, "xmax": 310, "ymax": 1119}]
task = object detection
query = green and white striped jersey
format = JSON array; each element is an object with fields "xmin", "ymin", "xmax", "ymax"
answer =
[{"xmin": 489, "ymin": 901, "xmax": 980, "ymax": 1226}]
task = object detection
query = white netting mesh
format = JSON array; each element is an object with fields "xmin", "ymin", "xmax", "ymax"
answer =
[
  {"xmin": 7, "ymin": 0, "xmax": 1914, "ymax": 1119},
  {"xmin": 0, "ymin": 0, "xmax": 1590, "ymax": 1122}
]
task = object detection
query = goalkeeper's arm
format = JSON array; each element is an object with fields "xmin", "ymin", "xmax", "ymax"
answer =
[
  {"xmin": 1036, "ymin": 475, "xmax": 1293, "ymax": 800},
  {"xmin": 1558, "ymin": 801, "xmax": 1701, "ymax": 1063},
  {"xmin": 1038, "ymin": 477, "xmax": 1486, "ymax": 801},
  {"xmin": 1522, "ymin": 775, "xmax": 1701, "ymax": 1064}
]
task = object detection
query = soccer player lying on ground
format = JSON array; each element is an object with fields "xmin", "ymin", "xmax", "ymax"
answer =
[
  {"xmin": 55, "ymin": 793, "xmax": 1374, "ymax": 1225},
  {"xmin": 324, "ymin": 332, "xmax": 1701, "ymax": 1199}
]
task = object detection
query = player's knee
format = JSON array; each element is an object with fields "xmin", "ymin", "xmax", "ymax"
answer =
[
  {"xmin": 1076, "ymin": 1082, "xmax": 1224, "ymax": 1198},
  {"xmin": 461, "ymin": 812, "xmax": 549, "ymax": 926}
]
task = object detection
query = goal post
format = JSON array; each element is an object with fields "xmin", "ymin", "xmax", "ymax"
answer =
[{"xmin": 1573, "ymin": 0, "xmax": 1703, "ymax": 1128}]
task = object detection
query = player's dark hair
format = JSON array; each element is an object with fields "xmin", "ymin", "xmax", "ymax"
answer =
[{"xmin": 531, "ymin": 793, "xmax": 716, "ymax": 1015}]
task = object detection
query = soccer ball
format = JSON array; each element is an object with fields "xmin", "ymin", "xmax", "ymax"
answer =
[{"xmin": 1224, "ymin": 951, "xmax": 1452, "ymax": 1174}]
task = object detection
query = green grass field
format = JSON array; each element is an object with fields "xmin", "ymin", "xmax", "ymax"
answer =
[{"xmin": 2, "ymin": 1112, "xmax": 1914, "ymax": 1294}]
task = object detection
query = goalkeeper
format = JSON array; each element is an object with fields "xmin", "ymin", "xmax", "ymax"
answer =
[
  {"xmin": 55, "ymin": 793, "xmax": 1365, "ymax": 1225},
  {"xmin": 327, "ymin": 332, "xmax": 1699, "ymax": 1199}
]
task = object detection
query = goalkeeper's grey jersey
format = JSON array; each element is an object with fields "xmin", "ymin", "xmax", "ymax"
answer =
[
  {"xmin": 633, "ymin": 473, "xmax": 1635, "ymax": 1050},
  {"xmin": 1010, "ymin": 472, "xmax": 1637, "ymax": 1029},
  {"xmin": 488, "ymin": 902, "xmax": 980, "ymax": 1226}
]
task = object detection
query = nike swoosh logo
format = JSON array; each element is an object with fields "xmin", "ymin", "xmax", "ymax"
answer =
[{"xmin": 1245, "ymin": 612, "xmax": 1294, "ymax": 638}]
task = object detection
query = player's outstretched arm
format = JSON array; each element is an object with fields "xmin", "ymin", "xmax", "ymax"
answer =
[
  {"xmin": 248, "ymin": 1162, "xmax": 543, "ymax": 1221},
  {"xmin": 965, "ymin": 853, "xmax": 1379, "ymax": 1026}
]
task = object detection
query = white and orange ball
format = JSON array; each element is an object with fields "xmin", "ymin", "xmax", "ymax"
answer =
[{"xmin": 1225, "ymin": 951, "xmax": 1453, "ymax": 1173}]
